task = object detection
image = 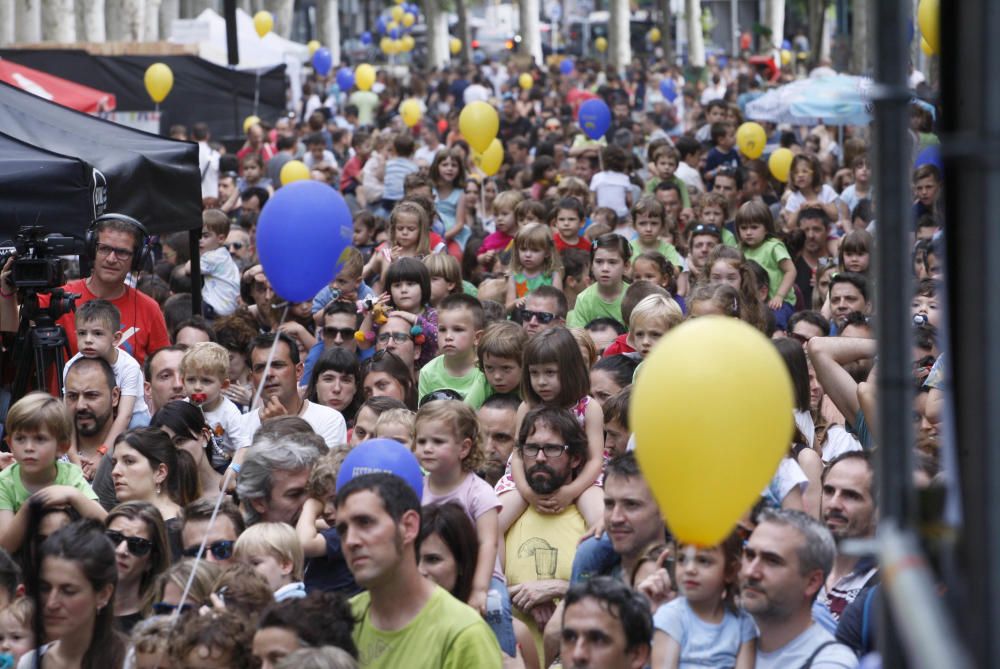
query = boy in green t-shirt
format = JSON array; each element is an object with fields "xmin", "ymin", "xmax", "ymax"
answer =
[
  {"xmin": 0, "ymin": 392, "xmax": 105, "ymax": 552},
  {"xmin": 418, "ymin": 294, "xmax": 489, "ymax": 408}
]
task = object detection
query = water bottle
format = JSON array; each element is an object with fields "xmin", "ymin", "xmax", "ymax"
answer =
[{"xmin": 485, "ymin": 589, "xmax": 503, "ymax": 625}]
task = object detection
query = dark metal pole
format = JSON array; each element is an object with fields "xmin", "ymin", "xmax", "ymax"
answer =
[
  {"xmin": 871, "ymin": 0, "xmax": 913, "ymax": 664},
  {"xmin": 940, "ymin": 0, "xmax": 1000, "ymax": 662},
  {"xmin": 189, "ymin": 228, "xmax": 202, "ymax": 317},
  {"xmin": 224, "ymin": 0, "xmax": 240, "ymax": 138}
]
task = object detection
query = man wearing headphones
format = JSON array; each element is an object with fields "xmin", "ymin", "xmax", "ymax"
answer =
[{"xmin": 0, "ymin": 214, "xmax": 169, "ymax": 368}]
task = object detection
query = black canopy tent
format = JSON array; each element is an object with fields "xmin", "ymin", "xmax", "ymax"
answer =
[{"xmin": 0, "ymin": 131, "xmax": 104, "ymax": 233}]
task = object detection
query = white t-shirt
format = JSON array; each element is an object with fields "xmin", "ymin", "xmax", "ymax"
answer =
[
  {"xmin": 590, "ymin": 170, "xmax": 632, "ymax": 218},
  {"xmin": 755, "ymin": 623, "xmax": 858, "ymax": 669},
  {"xmin": 675, "ymin": 161, "xmax": 706, "ymax": 194},
  {"xmin": 64, "ymin": 349, "xmax": 148, "ymax": 420},
  {"xmin": 200, "ymin": 247, "xmax": 240, "ymax": 316},
  {"xmin": 794, "ymin": 409, "xmax": 816, "ymax": 451},
  {"xmin": 239, "ymin": 400, "xmax": 347, "ymax": 450},
  {"xmin": 784, "ymin": 184, "xmax": 842, "ymax": 215},
  {"xmin": 199, "ymin": 141, "xmax": 220, "ymax": 199},
  {"xmin": 414, "ymin": 144, "xmax": 444, "ymax": 167},
  {"xmin": 463, "ymin": 84, "xmax": 491, "ymax": 105},
  {"xmin": 822, "ymin": 424, "xmax": 864, "ymax": 462},
  {"xmin": 202, "ymin": 396, "xmax": 251, "ymax": 453},
  {"xmin": 764, "ymin": 457, "xmax": 809, "ymax": 507}
]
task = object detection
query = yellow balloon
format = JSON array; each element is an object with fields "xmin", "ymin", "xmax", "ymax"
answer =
[
  {"xmin": 391, "ymin": 5, "xmax": 404, "ymax": 22},
  {"xmin": 768, "ymin": 148, "xmax": 794, "ymax": 183},
  {"xmin": 380, "ymin": 37, "xmax": 392, "ymax": 52},
  {"xmin": 253, "ymin": 11, "xmax": 273, "ymax": 38},
  {"xmin": 394, "ymin": 0, "xmax": 403, "ymax": 4},
  {"xmin": 143, "ymin": 63, "xmax": 173, "ymax": 104},
  {"xmin": 736, "ymin": 122, "xmax": 766, "ymax": 159},
  {"xmin": 632, "ymin": 317, "xmax": 794, "ymax": 546},
  {"xmin": 307, "ymin": 39, "xmax": 320, "ymax": 56},
  {"xmin": 449, "ymin": 37, "xmax": 462, "ymax": 55},
  {"xmin": 595, "ymin": 36, "xmax": 608, "ymax": 53},
  {"xmin": 473, "ymin": 138, "xmax": 504, "ymax": 176},
  {"xmin": 355, "ymin": 63, "xmax": 376, "ymax": 91},
  {"xmin": 649, "ymin": 27, "xmax": 661, "ymax": 42},
  {"xmin": 243, "ymin": 115, "xmax": 261, "ymax": 134},
  {"xmin": 387, "ymin": 21, "xmax": 399, "ymax": 31},
  {"xmin": 280, "ymin": 160, "xmax": 310, "ymax": 186},
  {"xmin": 780, "ymin": 49, "xmax": 791, "ymax": 66},
  {"xmin": 918, "ymin": 0, "xmax": 938, "ymax": 55},
  {"xmin": 402, "ymin": 12, "xmax": 415, "ymax": 27},
  {"xmin": 459, "ymin": 101, "xmax": 499, "ymax": 154},
  {"xmin": 518, "ymin": 73, "xmax": 533, "ymax": 90},
  {"xmin": 920, "ymin": 37, "xmax": 934, "ymax": 56},
  {"xmin": 400, "ymin": 98, "xmax": 422, "ymax": 127},
  {"xmin": 401, "ymin": 35, "xmax": 415, "ymax": 52}
]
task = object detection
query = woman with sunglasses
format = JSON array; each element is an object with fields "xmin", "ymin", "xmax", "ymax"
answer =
[
  {"xmin": 21, "ymin": 520, "xmax": 128, "ymax": 668},
  {"xmin": 305, "ymin": 348, "xmax": 363, "ymax": 426},
  {"xmin": 152, "ymin": 559, "xmax": 221, "ymax": 618},
  {"xmin": 104, "ymin": 501, "xmax": 170, "ymax": 634}
]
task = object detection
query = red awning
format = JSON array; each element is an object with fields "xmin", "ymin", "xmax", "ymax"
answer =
[{"xmin": 0, "ymin": 59, "xmax": 116, "ymax": 113}]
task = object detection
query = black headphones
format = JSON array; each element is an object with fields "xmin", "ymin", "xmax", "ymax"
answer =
[{"xmin": 85, "ymin": 213, "xmax": 151, "ymax": 273}]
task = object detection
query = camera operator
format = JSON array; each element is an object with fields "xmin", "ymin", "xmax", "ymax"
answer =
[{"xmin": 0, "ymin": 215, "xmax": 169, "ymax": 368}]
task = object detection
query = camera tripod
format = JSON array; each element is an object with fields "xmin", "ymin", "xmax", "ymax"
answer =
[{"xmin": 10, "ymin": 288, "xmax": 77, "ymax": 401}]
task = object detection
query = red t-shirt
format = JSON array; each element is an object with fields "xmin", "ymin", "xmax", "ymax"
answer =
[
  {"xmin": 602, "ymin": 333, "xmax": 635, "ymax": 357},
  {"xmin": 236, "ymin": 143, "xmax": 277, "ymax": 167},
  {"xmin": 553, "ymin": 233, "xmax": 592, "ymax": 253},
  {"xmin": 40, "ymin": 278, "xmax": 170, "ymax": 368}
]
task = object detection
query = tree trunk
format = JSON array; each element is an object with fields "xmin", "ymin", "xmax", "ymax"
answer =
[
  {"xmin": 76, "ymin": 0, "xmax": 105, "ymax": 40},
  {"xmin": 0, "ymin": 0, "xmax": 16, "ymax": 46},
  {"xmin": 684, "ymin": 0, "xmax": 705, "ymax": 67},
  {"xmin": 159, "ymin": 0, "xmax": 177, "ymax": 38},
  {"xmin": 454, "ymin": 0, "xmax": 470, "ymax": 65},
  {"xmin": 807, "ymin": 0, "xmax": 824, "ymax": 69},
  {"xmin": 316, "ymin": 0, "xmax": 339, "ymax": 66},
  {"xmin": 42, "ymin": 0, "xmax": 76, "ymax": 41},
  {"xmin": 656, "ymin": 0, "xmax": 672, "ymax": 63},
  {"xmin": 263, "ymin": 0, "xmax": 291, "ymax": 38},
  {"xmin": 763, "ymin": 0, "xmax": 784, "ymax": 68},
  {"xmin": 15, "ymin": 0, "xmax": 41, "ymax": 42},
  {"xmin": 851, "ymin": 0, "xmax": 868, "ymax": 73},
  {"xmin": 609, "ymin": 0, "xmax": 630, "ymax": 73},
  {"xmin": 423, "ymin": 0, "xmax": 447, "ymax": 69},
  {"xmin": 145, "ymin": 0, "xmax": 161, "ymax": 40},
  {"xmin": 519, "ymin": 0, "xmax": 542, "ymax": 65},
  {"xmin": 107, "ymin": 0, "xmax": 146, "ymax": 40}
]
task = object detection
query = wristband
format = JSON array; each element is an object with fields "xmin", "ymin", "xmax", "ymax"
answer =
[
  {"xmin": 228, "ymin": 462, "xmax": 242, "ymax": 474},
  {"xmin": 0, "ymin": 284, "xmax": 14, "ymax": 299},
  {"xmin": 96, "ymin": 445, "xmax": 108, "ymax": 456}
]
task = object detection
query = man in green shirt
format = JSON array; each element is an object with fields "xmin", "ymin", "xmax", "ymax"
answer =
[{"xmin": 337, "ymin": 473, "xmax": 502, "ymax": 668}]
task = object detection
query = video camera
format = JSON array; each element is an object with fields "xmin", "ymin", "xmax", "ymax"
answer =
[{"xmin": 0, "ymin": 225, "xmax": 83, "ymax": 292}]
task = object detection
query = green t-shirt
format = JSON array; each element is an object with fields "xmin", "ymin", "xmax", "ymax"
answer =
[
  {"xmin": 418, "ymin": 355, "xmax": 490, "ymax": 409},
  {"xmin": 351, "ymin": 586, "xmax": 501, "ymax": 669},
  {"xmin": 0, "ymin": 461, "xmax": 97, "ymax": 513},
  {"xmin": 742, "ymin": 237, "xmax": 795, "ymax": 305},
  {"xmin": 643, "ymin": 175, "xmax": 691, "ymax": 208},
  {"xmin": 567, "ymin": 283, "xmax": 627, "ymax": 329},
  {"xmin": 630, "ymin": 239, "xmax": 683, "ymax": 267},
  {"xmin": 722, "ymin": 226, "xmax": 739, "ymax": 248},
  {"xmin": 462, "ymin": 280, "xmax": 478, "ymax": 297}
]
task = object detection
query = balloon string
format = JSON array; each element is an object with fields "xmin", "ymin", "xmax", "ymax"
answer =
[{"xmin": 168, "ymin": 304, "xmax": 289, "ymax": 628}]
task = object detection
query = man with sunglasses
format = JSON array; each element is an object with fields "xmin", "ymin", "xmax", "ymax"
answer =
[
  {"xmin": 180, "ymin": 497, "xmax": 245, "ymax": 564},
  {"xmin": 521, "ymin": 286, "xmax": 567, "ymax": 337}
]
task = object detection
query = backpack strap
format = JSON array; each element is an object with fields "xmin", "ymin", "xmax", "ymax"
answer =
[{"xmin": 799, "ymin": 640, "xmax": 837, "ymax": 669}]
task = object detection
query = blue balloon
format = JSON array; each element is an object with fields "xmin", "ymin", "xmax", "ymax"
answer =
[
  {"xmin": 336, "ymin": 439, "xmax": 424, "ymax": 498},
  {"xmin": 560, "ymin": 58, "xmax": 574, "ymax": 75},
  {"xmin": 312, "ymin": 46, "xmax": 333, "ymax": 76},
  {"xmin": 376, "ymin": 16, "xmax": 387, "ymax": 34},
  {"xmin": 659, "ymin": 78, "xmax": 677, "ymax": 102},
  {"xmin": 257, "ymin": 181, "xmax": 352, "ymax": 302},
  {"xmin": 407, "ymin": 3, "xmax": 420, "ymax": 16},
  {"xmin": 578, "ymin": 99, "xmax": 611, "ymax": 140},
  {"xmin": 390, "ymin": 27, "xmax": 400, "ymax": 39},
  {"xmin": 361, "ymin": 30, "xmax": 372, "ymax": 45},
  {"xmin": 336, "ymin": 66, "xmax": 354, "ymax": 91},
  {"xmin": 782, "ymin": 39, "xmax": 791, "ymax": 50},
  {"xmin": 915, "ymin": 145, "xmax": 942, "ymax": 171}
]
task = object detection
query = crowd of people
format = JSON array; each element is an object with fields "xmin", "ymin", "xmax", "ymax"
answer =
[{"xmin": 0, "ymin": 48, "xmax": 943, "ymax": 668}]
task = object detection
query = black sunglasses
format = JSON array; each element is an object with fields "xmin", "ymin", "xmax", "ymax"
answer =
[
  {"xmin": 226, "ymin": 241, "xmax": 245, "ymax": 251},
  {"xmin": 520, "ymin": 308, "xmax": 556, "ymax": 324},
  {"xmin": 152, "ymin": 602, "xmax": 193, "ymax": 616},
  {"xmin": 689, "ymin": 223, "xmax": 722, "ymax": 238},
  {"xmin": 106, "ymin": 530, "xmax": 154, "ymax": 557},
  {"xmin": 182, "ymin": 540, "xmax": 235, "ymax": 561},
  {"xmin": 324, "ymin": 326, "xmax": 356, "ymax": 341}
]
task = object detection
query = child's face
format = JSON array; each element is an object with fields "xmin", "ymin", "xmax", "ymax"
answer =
[
  {"xmin": 0, "ymin": 611, "xmax": 32, "ymax": 663},
  {"xmin": 604, "ymin": 419, "xmax": 629, "ymax": 457},
  {"xmin": 429, "ymin": 275, "xmax": 454, "ymax": 307},
  {"xmin": 738, "ymin": 221, "xmax": 767, "ymax": 248},
  {"xmin": 518, "ymin": 245, "xmax": 546, "ymax": 271},
  {"xmin": 854, "ymin": 162, "xmax": 871, "ymax": 184},
  {"xmin": 76, "ymin": 319, "xmax": 120, "ymax": 359},
  {"xmin": 482, "ymin": 353, "xmax": 521, "ymax": 394},
  {"xmin": 415, "ymin": 419, "xmax": 470, "ymax": 476},
  {"xmin": 555, "ymin": 208, "xmax": 583, "ymax": 241},
  {"xmin": 184, "ymin": 369, "xmax": 227, "ymax": 409},
  {"xmin": 528, "ymin": 362, "xmax": 562, "ymax": 403},
  {"xmin": 628, "ymin": 317, "xmax": 668, "ymax": 359},
  {"xmin": 245, "ymin": 552, "xmax": 292, "ymax": 592},
  {"xmin": 688, "ymin": 300, "xmax": 727, "ymax": 319},
  {"xmin": 842, "ymin": 250, "xmax": 870, "ymax": 274},
  {"xmin": 689, "ymin": 234, "xmax": 720, "ymax": 271},
  {"xmin": 322, "ymin": 491, "xmax": 337, "ymax": 527},
  {"xmin": 792, "ymin": 162, "xmax": 815, "ymax": 191},
  {"xmin": 243, "ymin": 161, "xmax": 262, "ymax": 182},
  {"xmin": 706, "ymin": 106, "xmax": 726, "ymax": 125},
  {"xmin": 375, "ymin": 421, "xmax": 414, "ymax": 448},
  {"xmin": 331, "ymin": 269, "xmax": 362, "ymax": 301},
  {"xmin": 438, "ymin": 307, "xmax": 480, "ymax": 360},
  {"xmin": 200, "ymin": 228, "xmax": 226, "ymax": 253},
  {"xmin": 495, "ymin": 207, "xmax": 517, "ymax": 235},
  {"xmin": 634, "ymin": 213, "xmax": 664, "ymax": 245},
  {"xmin": 675, "ymin": 544, "xmax": 728, "ymax": 603},
  {"xmin": 655, "ymin": 156, "xmax": 677, "ymax": 179},
  {"xmin": 916, "ymin": 224, "xmax": 938, "ymax": 240},
  {"xmin": 914, "ymin": 176, "xmax": 940, "ymax": 206},
  {"xmin": 632, "ymin": 259, "xmax": 665, "ymax": 287},
  {"xmin": 700, "ymin": 204, "xmax": 725, "ymax": 227},
  {"xmin": 9, "ymin": 426, "xmax": 60, "ymax": 478},
  {"xmin": 353, "ymin": 221, "xmax": 373, "ymax": 247},
  {"xmin": 708, "ymin": 260, "xmax": 742, "ymax": 290},
  {"xmin": 592, "ymin": 248, "xmax": 628, "ymax": 288},
  {"xmin": 390, "ymin": 279, "xmax": 423, "ymax": 312},
  {"xmin": 393, "ymin": 212, "xmax": 421, "ymax": 249},
  {"xmin": 518, "ymin": 213, "xmax": 543, "ymax": 227},
  {"xmin": 719, "ymin": 129, "xmax": 736, "ymax": 151},
  {"xmin": 438, "ymin": 157, "xmax": 460, "ymax": 184},
  {"xmin": 308, "ymin": 142, "xmax": 325, "ymax": 159},
  {"xmin": 912, "ymin": 293, "xmax": 941, "ymax": 329}
]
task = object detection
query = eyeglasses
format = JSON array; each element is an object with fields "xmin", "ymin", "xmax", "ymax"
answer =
[
  {"xmin": 106, "ymin": 530, "xmax": 154, "ymax": 557},
  {"xmin": 325, "ymin": 326, "xmax": 357, "ymax": 341},
  {"xmin": 95, "ymin": 243, "xmax": 135, "ymax": 260},
  {"xmin": 689, "ymin": 223, "xmax": 722, "ymax": 238},
  {"xmin": 520, "ymin": 442, "xmax": 569, "ymax": 458},
  {"xmin": 520, "ymin": 309, "xmax": 556, "ymax": 324},
  {"xmin": 152, "ymin": 602, "xmax": 193, "ymax": 616},
  {"xmin": 182, "ymin": 540, "xmax": 235, "ymax": 561},
  {"xmin": 377, "ymin": 331, "xmax": 411, "ymax": 344}
]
